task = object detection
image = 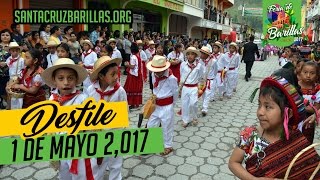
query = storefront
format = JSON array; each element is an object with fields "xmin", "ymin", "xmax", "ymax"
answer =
[
  {"xmin": 132, "ymin": 11, "xmax": 161, "ymax": 33},
  {"xmin": 169, "ymin": 14, "xmax": 188, "ymax": 36}
]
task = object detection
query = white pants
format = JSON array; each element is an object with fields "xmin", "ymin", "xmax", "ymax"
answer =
[
  {"xmin": 226, "ymin": 70, "xmax": 238, "ymax": 97},
  {"xmin": 99, "ymin": 157, "xmax": 123, "ymax": 180},
  {"xmin": 202, "ymin": 79, "xmax": 216, "ymax": 112},
  {"xmin": 147, "ymin": 104, "xmax": 174, "ymax": 148},
  {"xmin": 83, "ymin": 76, "xmax": 92, "ymax": 94},
  {"xmin": 216, "ymin": 72, "xmax": 226, "ymax": 97},
  {"xmin": 59, "ymin": 158, "xmax": 102, "ymax": 180},
  {"xmin": 181, "ymin": 86, "xmax": 198, "ymax": 123}
]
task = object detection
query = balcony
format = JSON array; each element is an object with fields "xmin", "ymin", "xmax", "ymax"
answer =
[
  {"xmin": 203, "ymin": 8, "xmax": 232, "ymax": 26},
  {"xmin": 307, "ymin": 0, "xmax": 320, "ymax": 22}
]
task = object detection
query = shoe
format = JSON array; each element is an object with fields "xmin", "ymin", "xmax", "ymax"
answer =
[
  {"xmin": 245, "ymin": 77, "xmax": 249, "ymax": 82},
  {"xmin": 226, "ymin": 96, "xmax": 231, "ymax": 99},
  {"xmin": 233, "ymin": 89, "xmax": 236, "ymax": 92},
  {"xmin": 192, "ymin": 119, "xmax": 199, "ymax": 126},
  {"xmin": 201, "ymin": 111, "xmax": 207, "ymax": 117},
  {"xmin": 181, "ymin": 122, "xmax": 190, "ymax": 128},
  {"xmin": 219, "ymin": 97, "xmax": 223, "ymax": 101}
]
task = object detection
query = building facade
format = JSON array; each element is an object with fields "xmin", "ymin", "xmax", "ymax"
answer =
[{"xmin": 1, "ymin": 0, "xmax": 234, "ymax": 40}]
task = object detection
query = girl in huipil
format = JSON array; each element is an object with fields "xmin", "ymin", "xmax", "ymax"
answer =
[
  {"xmin": 167, "ymin": 43, "xmax": 184, "ymax": 84},
  {"xmin": 124, "ymin": 43, "xmax": 143, "ymax": 109},
  {"xmin": 11, "ymin": 49, "xmax": 46, "ymax": 108},
  {"xmin": 80, "ymin": 39, "xmax": 97, "ymax": 94},
  {"xmin": 298, "ymin": 61, "xmax": 320, "ymax": 144},
  {"xmin": 229, "ymin": 76, "xmax": 320, "ymax": 179}
]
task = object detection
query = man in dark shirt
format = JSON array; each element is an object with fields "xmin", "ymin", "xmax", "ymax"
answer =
[
  {"xmin": 242, "ymin": 36, "xmax": 260, "ymax": 81},
  {"xmin": 10, "ymin": 23, "xmax": 23, "ymax": 45}
]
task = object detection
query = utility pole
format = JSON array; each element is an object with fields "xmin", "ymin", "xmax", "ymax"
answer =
[{"xmin": 241, "ymin": 0, "xmax": 245, "ymax": 42}]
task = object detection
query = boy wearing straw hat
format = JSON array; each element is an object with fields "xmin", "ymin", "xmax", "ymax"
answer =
[
  {"xmin": 224, "ymin": 42, "xmax": 241, "ymax": 98},
  {"xmin": 80, "ymin": 39, "xmax": 98, "ymax": 94},
  {"xmin": 46, "ymin": 40, "xmax": 59, "ymax": 68},
  {"xmin": 41, "ymin": 58, "xmax": 103, "ymax": 180},
  {"xmin": 5, "ymin": 42, "xmax": 24, "ymax": 78},
  {"xmin": 146, "ymin": 55, "xmax": 178, "ymax": 156},
  {"xmin": 215, "ymin": 41, "xmax": 229, "ymax": 101},
  {"xmin": 210, "ymin": 41, "xmax": 224, "ymax": 101},
  {"xmin": 107, "ymin": 38, "xmax": 123, "ymax": 80},
  {"xmin": 180, "ymin": 47, "xmax": 204, "ymax": 128},
  {"xmin": 86, "ymin": 55, "xmax": 125, "ymax": 180},
  {"xmin": 199, "ymin": 46, "xmax": 217, "ymax": 116}
]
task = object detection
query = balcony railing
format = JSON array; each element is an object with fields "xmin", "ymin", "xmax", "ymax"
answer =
[
  {"xmin": 307, "ymin": 0, "xmax": 320, "ymax": 21},
  {"xmin": 204, "ymin": 9, "xmax": 232, "ymax": 26}
]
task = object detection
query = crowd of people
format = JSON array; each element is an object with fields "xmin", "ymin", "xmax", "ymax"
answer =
[{"xmin": 0, "ymin": 22, "xmax": 320, "ymax": 179}]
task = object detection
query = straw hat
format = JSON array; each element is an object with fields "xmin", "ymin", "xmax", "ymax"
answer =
[
  {"xmin": 5, "ymin": 42, "xmax": 22, "ymax": 52},
  {"xmin": 136, "ymin": 40, "xmax": 143, "ymax": 45},
  {"xmin": 212, "ymin": 41, "xmax": 223, "ymax": 49},
  {"xmin": 146, "ymin": 55, "xmax": 171, "ymax": 72},
  {"xmin": 47, "ymin": 40, "xmax": 59, "ymax": 47},
  {"xmin": 107, "ymin": 38, "xmax": 117, "ymax": 44},
  {"xmin": 80, "ymin": 39, "xmax": 93, "ymax": 49},
  {"xmin": 229, "ymin": 42, "xmax": 238, "ymax": 49},
  {"xmin": 41, "ymin": 58, "xmax": 88, "ymax": 88},
  {"xmin": 90, "ymin": 56, "xmax": 122, "ymax": 82},
  {"xmin": 148, "ymin": 40, "xmax": 156, "ymax": 45},
  {"xmin": 183, "ymin": 47, "xmax": 201, "ymax": 57},
  {"xmin": 199, "ymin": 46, "xmax": 211, "ymax": 55}
]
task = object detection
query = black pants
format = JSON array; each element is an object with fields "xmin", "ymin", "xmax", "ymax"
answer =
[{"xmin": 245, "ymin": 61, "xmax": 254, "ymax": 78}]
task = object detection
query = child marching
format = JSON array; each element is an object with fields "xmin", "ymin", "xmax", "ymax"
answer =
[
  {"xmin": 87, "ymin": 56, "xmax": 126, "ymax": 180},
  {"xmin": 124, "ymin": 43, "xmax": 143, "ymax": 109},
  {"xmin": 40, "ymin": 58, "xmax": 103, "ymax": 180},
  {"xmin": 225, "ymin": 42, "xmax": 241, "ymax": 98},
  {"xmin": 167, "ymin": 43, "xmax": 184, "ymax": 84},
  {"xmin": 146, "ymin": 55, "xmax": 178, "ymax": 156},
  {"xmin": 107, "ymin": 38, "xmax": 123, "ymax": 80},
  {"xmin": 214, "ymin": 41, "xmax": 229, "ymax": 101},
  {"xmin": 199, "ymin": 46, "xmax": 217, "ymax": 116},
  {"xmin": 80, "ymin": 39, "xmax": 98, "ymax": 94},
  {"xmin": 180, "ymin": 47, "xmax": 204, "ymax": 128}
]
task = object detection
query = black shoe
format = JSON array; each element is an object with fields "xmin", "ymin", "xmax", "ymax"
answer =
[{"xmin": 245, "ymin": 77, "xmax": 249, "ymax": 82}]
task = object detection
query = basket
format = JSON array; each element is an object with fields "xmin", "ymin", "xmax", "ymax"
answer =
[
  {"xmin": 284, "ymin": 142, "xmax": 320, "ymax": 180},
  {"xmin": 7, "ymin": 88, "xmax": 25, "ymax": 98},
  {"xmin": 143, "ymin": 94, "xmax": 157, "ymax": 119}
]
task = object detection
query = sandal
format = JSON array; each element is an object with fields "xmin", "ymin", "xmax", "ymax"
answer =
[
  {"xmin": 192, "ymin": 119, "xmax": 199, "ymax": 126},
  {"xmin": 181, "ymin": 122, "xmax": 190, "ymax": 128},
  {"xmin": 160, "ymin": 147, "xmax": 174, "ymax": 156}
]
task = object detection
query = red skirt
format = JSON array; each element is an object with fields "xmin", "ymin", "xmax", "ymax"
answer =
[
  {"xmin": 142, "ymin": 61, "xmax": 147, "ymax": 82},
  {"xmin": 170, "ymin": 63, "xmax": 181, "ymax": 84},
  {"xmin": 124, "ymin": 73, "xmax": 143, "ymax": 106},
  {"xmin": 23, "ymin": 88, "xmax": 46, "ymax": 109}
]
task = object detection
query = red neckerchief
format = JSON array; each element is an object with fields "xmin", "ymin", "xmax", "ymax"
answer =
[
  {"xmin": 95, "ymin": 82, "xmax": 120, "ymax": 100},
  {"xmin": 154, "ymin": 69, "xmax": 173, "ymax": 88},
  {"xmin": 188, "ymin": 61, "xmax": 197, "ymax": 69},
  {"xmin": 148, "ymin": 48, "xmax": 155, "ymax": 55},
  {"xmin": 52, "ymin": 90, "xmax": 80, "ymax": 106},
  {"xmin": 9, "ymin": 56, "xmax": 19, "ymax": 67},
  {"xmin": 228, "ymin": 52, "xmax": 233, "ymax": 58},
  {"xmin": 70, "ymin": 159, "xmax": 94, "ymax": 180},
  {"xmin": 211, "ymin": 52, "xmax": 220, "ymax": 59},
  {"xmin": 83, "ymin": 49, "xmax": 92, "ymax": 58},
  {"xmin": 21, "ymin": 68, "xmax": 37, "ymax": 88},
  {"xmin": 203, "ymin": 57, "xmax": 211, "ymax": 66}
]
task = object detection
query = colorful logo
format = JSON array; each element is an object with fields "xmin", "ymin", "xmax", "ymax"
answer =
[{"xmin": 262, "ymin": 1, "xmax": 303, "ymax": 47}]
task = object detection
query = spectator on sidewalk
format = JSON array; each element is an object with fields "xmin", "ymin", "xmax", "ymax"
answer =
[
  {"xmin": 90, "ymin": 25, "xmax": 101, "ymax": 45},
  {"xmin": 39, "ymin": 24, "xmax": 51, "ymax": 44},
  {"xmin": 49, "ymin": 26, "xmax": 61, "ymax": 45},
  {"xmin": 10, "ymin": 23, "xmax": 23, "ymax": 45}
]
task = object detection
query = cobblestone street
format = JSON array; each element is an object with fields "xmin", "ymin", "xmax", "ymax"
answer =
[{"xmin": 1, "ymin": 56, "xmax": 318, "ymax": 180}]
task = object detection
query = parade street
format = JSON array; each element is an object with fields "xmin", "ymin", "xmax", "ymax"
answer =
[{"xmin": 1, "ymin": 56, "xmax": 319, "ymax": 180}]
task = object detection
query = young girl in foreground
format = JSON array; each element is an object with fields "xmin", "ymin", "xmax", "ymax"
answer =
[{"xmin": 228, "ymin": 76, "xmax": 320, "ymax": 179}]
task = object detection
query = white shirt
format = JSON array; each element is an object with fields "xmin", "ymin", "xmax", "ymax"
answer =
[
  {"xmin": 145, "ymin": 48, "xmax": 155, "ymax": 60},
  {"xmin": 206, "ymin": 44, "xmax": 213, "ymax": 53},
  {"xmin": 46, "ymin": 52, "xmax": 59, "ymax": 68},
  {"xmin": 86, "ymin": 81, "xmax": 127, "ymax": 102},
  {"xmin": 81, "ymin": 49, "xmax": 97, "ymax": 68},
  {"xmin": 111, "ymin": 47, "xmax": 123, "ymax": 67},
  {"xmin": 167, "ymin": 51, "xmax": 184, "ymax": 63},
  {"xmin": 226, "ymin": 52, "xmax": 241, "ymax": 69},
  {"xmin": 140, "ymin": 50, "xmax": 148, "ymax": 62},
  {"xmin": 199, "ymin": 57, "xmax": 218, "ymax": 80},
  {"xmin": 6, "ymin": 55, "xmax": 24, "ymax": 78},
  {"xmin": 215, "ymin": 53, "xmax": 230, "ymax": 71},
  {"xmin": 180, "ymin": 60, "xmax": 204, "ymax": 85},
  {"xmin": 151, "ymin": 70, "xmax": 179, "ymax": 104},
  {"xmin": 40, "ymin": 31, "xmax": 50, "ymax": 44},
  {"xmin": 279, "ymin": 57, "xmax": 289, "ymax": 67},
  {"xmin": 129, "ymin": 54, "xmax": 140, "ymax": 76},
  {"xmin": 49, "ymin": 88, "xmax": 87, "ymax": 106}
]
